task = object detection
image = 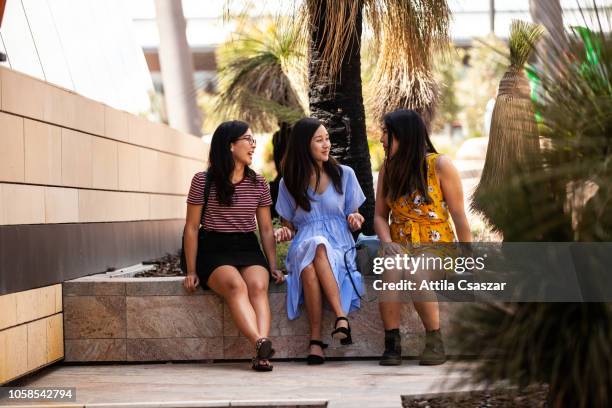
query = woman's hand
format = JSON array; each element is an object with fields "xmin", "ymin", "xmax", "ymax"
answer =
[
  {"xmin": 379, "ymin": 241, "xmax": 404, "ymax": 257},
  {"xmin": 183, "ymin": 273, "xmax": 200, "ymax": 292},
  {"xmin": 347, "ymin": 212, "xmax": 365, "ymax": 232},
  {"xmin": 274, "ymin": 226, "xmax": 293, "ymax": 243},
  {"xmin": 271, "ymin": 269, "xmax": 286, "ymax": 284}
]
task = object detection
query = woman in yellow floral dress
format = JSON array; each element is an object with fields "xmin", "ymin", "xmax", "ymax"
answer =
[{"xmin": 374, "ymin": 109, "xmax": 472, "ymax": 366}]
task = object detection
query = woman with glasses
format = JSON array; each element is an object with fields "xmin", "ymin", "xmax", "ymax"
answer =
[
  {"xmin": 183, "ymin": 120, "xmax": 284, "ymax": 371},
  {"xmin": 274, "ymin": 117, "xmax": 366, "ymax": 365}
]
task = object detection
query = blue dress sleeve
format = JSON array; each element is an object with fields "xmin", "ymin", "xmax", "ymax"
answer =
[
  {"xmin": 343, "ymin": 166, "xmax": 366, "ymax": 216},
  {"xmin": 275, "ymin": 178, "xmax": 296, "ymax": 221}
]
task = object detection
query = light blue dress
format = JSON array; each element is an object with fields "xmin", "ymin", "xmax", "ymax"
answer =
[{"xmin": 275, "ymin": 165, "xmax": 366, "ymax": 320}]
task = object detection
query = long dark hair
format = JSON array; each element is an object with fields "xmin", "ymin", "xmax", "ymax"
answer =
[
  {"xmin": 281, "ymin": 117, "xmax": 343, "ymax": 212},
  {"xmin": 382, "ymin": 109, "xmax": 438, "ymax": 203},
  {"xmin": 208, "ymin": 120, "xmax": 256, "ymax": 206}
]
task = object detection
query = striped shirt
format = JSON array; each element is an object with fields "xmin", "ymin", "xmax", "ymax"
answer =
[{"xmin": 186, "ymin": 171, "xmax": 272, "ymax": 232}]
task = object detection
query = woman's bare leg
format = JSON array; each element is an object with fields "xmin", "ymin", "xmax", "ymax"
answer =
[
  {"xmin": 379, "ymin": 258, "xmax": 403, "ymax": 329},
  {"xmin": 413, "ymin": 302, "xmax": 440, "ymax": 331},
  {"xmin": 379, "ymin": 301, "xmax": 402, "ymax": 330},
  {"xmin": 411, "ymin": 252, "xmax": 441, "ymax": 331},
  {"xmin": 302, "ymin": 264, "xmax": 324, "ymax": 357},
  {"xmin": 312, "ymin": 244, "xmax": 347, "ymax": 328},
  {"xmin": 240, "ymin": 265, "xmax": 271, "ymax": 337},
  {"xmin": 300, "ymin": 264, "xmax": 323, "ymax": 356},
  {"xmin": 207, "ymin": 265, "xmax": 261, "ymax": 344}
]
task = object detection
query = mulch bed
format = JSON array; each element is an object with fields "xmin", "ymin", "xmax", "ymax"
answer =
[
  {"xmin": 133, "ymin": 252, "xmax": 185, "ymax": 277},
  {"xmin": 402, "ymin": 385, "xmax": 549, "ymax": 407}
]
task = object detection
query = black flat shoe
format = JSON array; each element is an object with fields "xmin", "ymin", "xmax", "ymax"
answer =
[
  {"xmin": 332, "ymin": 316, "xmax": 352, "ymax": 345},
  {"xmin": 306, "ymin": 340, "xmax": 328, "ymax": 365},
  {"xmin": 255, "ymin": 337, "xmax": 275, "ymax": 360}
]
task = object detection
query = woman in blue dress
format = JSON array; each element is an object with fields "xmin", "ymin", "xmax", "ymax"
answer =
[{"xmin": 274, "ymin": 117, "xmax": 366, "ymax": 365}]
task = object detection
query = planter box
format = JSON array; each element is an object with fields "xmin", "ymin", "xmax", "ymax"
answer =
[{"xmin": 63, "ymin": 275, "xmax": 466, "ymax": 362}]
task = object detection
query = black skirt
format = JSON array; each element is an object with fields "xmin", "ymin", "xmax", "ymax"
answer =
[{"xmin": 195, "ymin": 229, "xmax": 270, "ymax": 288}]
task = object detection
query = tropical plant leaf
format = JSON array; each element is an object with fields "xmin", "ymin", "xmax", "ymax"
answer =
[
  {"xmin": 215, "ymin": 17, "xmax": 307, "ymax": 132},
  {"xmin": 508, "ymin": 20, "xmax": 546, "ymax": 68},
  {"xmin": 453, "ymin": 4, "xmax": 612, "ymax": 407}
]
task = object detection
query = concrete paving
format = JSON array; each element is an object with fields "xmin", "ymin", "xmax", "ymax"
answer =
[{"xmin": 1, "ymin": 360, "xmax": 478, "ymax": 408}]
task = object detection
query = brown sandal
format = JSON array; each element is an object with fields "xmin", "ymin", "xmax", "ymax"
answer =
[{"xmin": 252, "ymin": 357, "xmax": 273, "ymax": 372}]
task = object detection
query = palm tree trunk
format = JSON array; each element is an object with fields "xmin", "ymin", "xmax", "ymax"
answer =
[
  {"xmin": 529, "ymin": 0, "xmax": 566, "ymax": 60},
  {"xmin": 307, "ymin": 0, "xmax": 375, "ymax": 235},
  {"xmin": 154, "ymin": 0, "xmax": 202, "ymax": 135}
]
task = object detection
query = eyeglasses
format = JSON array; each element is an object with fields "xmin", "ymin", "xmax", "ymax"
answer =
[{"xmin": 237, "ymin": 135, "xmax": 256, "ymax": 145}]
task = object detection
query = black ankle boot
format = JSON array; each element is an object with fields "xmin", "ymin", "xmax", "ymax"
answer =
[
  {"xmin": 419, "ymin": 329, "xmax": 446, "ymax": 365},
  {"xmin": 379, "ymin": 328, "xmax": 402, "ymax": 366}
]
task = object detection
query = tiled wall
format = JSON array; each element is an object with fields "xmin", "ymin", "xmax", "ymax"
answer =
[
  {"xmin": 0, "ymin": 67, "xmax": 206, "ymax": 225},
  {"xmin": 0, "ymin": 66, "xmax": 208, "ymax": 384},
  {"xmin": 0, "ymin": 285, "xmax": 63, "ymax": 384}
]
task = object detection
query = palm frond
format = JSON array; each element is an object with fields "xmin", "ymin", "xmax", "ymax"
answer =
[
  {"xmin": 509, "ymin": 20, "xmax": 546, "ymax": 68},
  {"xmin": 364, "ymin": 0, "xmax": 450, "ymax": 122},
  {"xmin": 303, "ymin": 0, "xmax": 361, "ymax": 87},
  {"xmin": 527, "ymin": 3, "xmax": 612, "ymax": 241},
  {"xmin": 302, "ymin": 0, "xmax": 450, "ymax": 121},
  {"xmin": 233, "ymin": 89, "xmax": 306, "ymax": 125},
  {"xmin": 367, "ymin": 69, "xmax": 440, "ymax": 127},
  {"xmin": 215, "ymin": 17, "xmax": 307, "ymax": 132}
]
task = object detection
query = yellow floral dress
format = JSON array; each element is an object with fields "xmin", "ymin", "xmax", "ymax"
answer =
[{"xmin": 388, "ymin": 153, "xmax": 456, "ymax": 250}]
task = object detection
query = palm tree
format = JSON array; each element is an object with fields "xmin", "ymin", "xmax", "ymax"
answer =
[
  {"xmin": 303, "ymin": 0, "xmax": 450, "ymax": 234},
  {"xmin": 215, "ymin": 18, "xmax": 307, "ymax": 214},
  {"xmin": 305, "ymin": 0, "xmax": 374, "ymax": 233},
  {"xmin": 221, "ymin": 1, "xmax": 450, "ymax": 232},
  {"xmin": 471, "ymin": 21, "xmax": 546, "ymax": 241}
]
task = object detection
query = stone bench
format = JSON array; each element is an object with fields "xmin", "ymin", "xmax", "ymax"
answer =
[{"xmin": 63, "ymin": 275, "xmax": 466, "ymax": 362}]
